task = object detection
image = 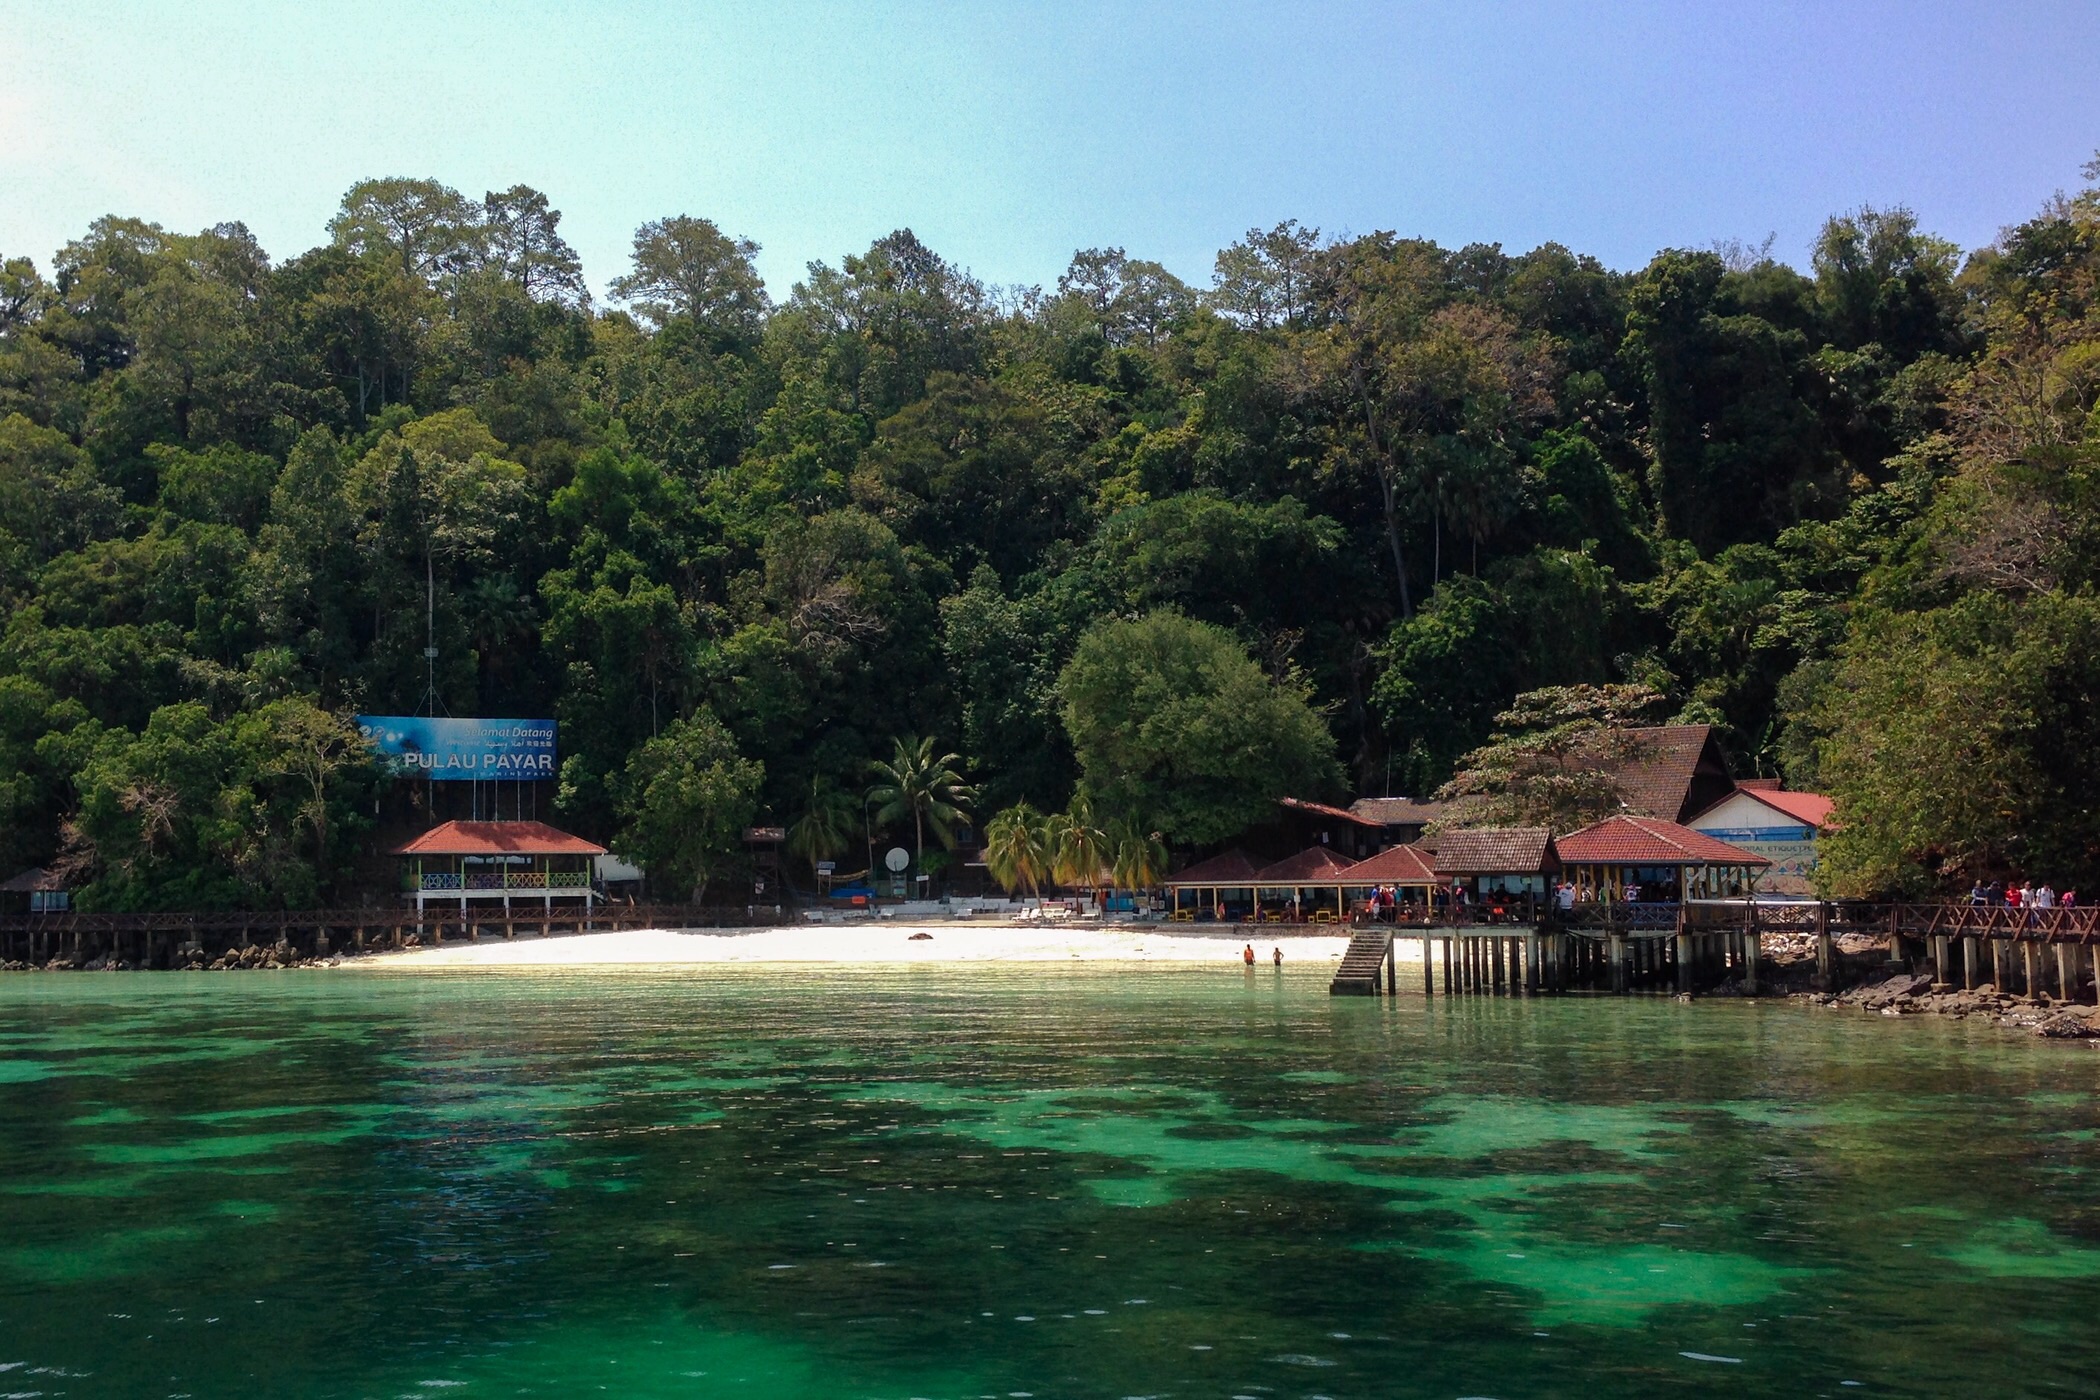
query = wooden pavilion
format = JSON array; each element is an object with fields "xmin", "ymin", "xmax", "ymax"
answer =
[
  {"xmin": 1433, "ymin": 828, "xmax": 1561, "ymax": 921},
  {"xmin": 1161, "ymin": 848, "xmax": 1264, "ymax": 921},
  {"xmin": 1251, "ymin": 845, "xmax": 1361, "ymax": 923},
  {"xmin": 1555, "ymin": 815, "xmax": 1768, "ymax": 902},
  {"xmin": 1335, "ymin": 842, "xmax": 1440, "ymax": 919},
  {"xmin": 393, "ymin": 820, "xmax": 607, "ymax": 916}
]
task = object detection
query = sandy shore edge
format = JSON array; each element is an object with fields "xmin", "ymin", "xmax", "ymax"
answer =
[{"xmin": 353, "ymin": 923, "xmax": 1401, "ymax": 969}]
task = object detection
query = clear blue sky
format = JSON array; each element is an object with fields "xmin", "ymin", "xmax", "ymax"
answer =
[{"xmin": 4, "ymin": 1, "xmax": 2096, "ymax": 299}]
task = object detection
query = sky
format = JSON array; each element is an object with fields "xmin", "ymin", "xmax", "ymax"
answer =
[{"xmin": 4, "ymin": 1, "xmax": 2097, "ymax": 301}]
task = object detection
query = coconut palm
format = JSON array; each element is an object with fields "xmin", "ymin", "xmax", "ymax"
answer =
[
  {"xmin": 1109, "ymin": 821, "xmax": 1168, "ymax": 892},
  {"xmin": 982, "ymin": 802, "xmax": 1052, "ymax": 896},
  {"xmin": 786, "ymin": 775, "xmax": 858, "ymax": 875},
  {"xmin": 1049, "ymin": 794, "xmax": 1112, "ymax": 891},
  {"xmin": 866, "ymin": 736, "xmax": 976, "ymax": 872}
]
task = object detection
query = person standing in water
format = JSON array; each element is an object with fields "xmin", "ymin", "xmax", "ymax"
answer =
[
  {"xmin": 1243, "ymin": 944, "xmax": 1255, "ymax": 966},
  {"xmin": 1272, "ymin": 946, "xmax": 1283, "ymax": 966}
]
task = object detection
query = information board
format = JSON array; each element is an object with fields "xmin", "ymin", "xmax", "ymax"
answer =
[{"xmin": 356, "ymin": 716, "xmax": 557, "ymax": 781}]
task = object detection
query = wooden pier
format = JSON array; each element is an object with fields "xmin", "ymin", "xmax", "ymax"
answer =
[
  {"xmin": 0, "ymin": 903, "xmax": 788, "ymax": 970},
  {"xmin": 1329, "ymin": 901, "xmax": 2100, "ymax": 999}
]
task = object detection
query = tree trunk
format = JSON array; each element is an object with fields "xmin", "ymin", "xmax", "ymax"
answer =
[{"xmin": 1351, "ymin": 362, "xmax": 1413, "ymax": 619}]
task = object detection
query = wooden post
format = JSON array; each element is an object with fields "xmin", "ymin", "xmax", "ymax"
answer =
[
  {"xmin": 1676, "ymin": 932, "xmax": 1695, "ymax": 995},
  {"xmin": 1887, "ymin": 905, "xmax": 1903, "ymax": 966},
  {"xmin": 1609, "ymin": 934, "xmax": 1626, "ymax": 995},
  {"xmin": 1932, "ymin": 935, "xmax": 1951, "ymax": 991},
  {"xmin": 1743, "ymin": 928, "xmax": 1759, "ymax": 994},
  {"xmin": 2056, "ymin": 944, "xmax": 2074, "ymax": 1003},
  {"xmin": 1441, "ymin": 937, "xmax": 1452, "ymax": 995},
  {"xmin": 2022, "ymin": 942, "xmax": 2038, "ymax": 998},
  {"xmin": 1422, "ymin": 934, "xmax": 1433, "ymax": 996},
  {"xmin": 1814, "ymin": 902, "xmax": 1833, "ymax": 990},
  {"xmin": 1525, "ymin": 933, "xmax": 1540, "ymax": 993},
  {"xmin": 1385, "ymin": 936, "xmax": 1397, "ymax": 995},
  {"xmin": 1964, "ymin": 936, "xmax": 1981, "ymax": 991}
]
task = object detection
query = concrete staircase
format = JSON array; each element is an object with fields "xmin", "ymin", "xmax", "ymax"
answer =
[{"xmin": 1329, "ymin": 928, "xmax": 1394, "ymax": 995}]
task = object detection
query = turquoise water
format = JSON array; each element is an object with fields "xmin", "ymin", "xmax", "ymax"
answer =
[{"xmin": 5, "ymin": 967, "xmax": 2100, "ymax": 1398}]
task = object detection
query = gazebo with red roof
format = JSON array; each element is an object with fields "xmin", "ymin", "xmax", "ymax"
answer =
[
  {"xmin": 1556, "ymin": 815, "xmax": 1769, "ymax": 902},
  {"xmin": 1250, "ymin": 846, "xmax": 1361, "ymax": 922},
  {"xmin": 392, "ymin": 820, "xmax": 608, "ymax": 914},
  {"xmin": 1161, "ymin": 848, "xmax": 1266, "ymax": 921}
]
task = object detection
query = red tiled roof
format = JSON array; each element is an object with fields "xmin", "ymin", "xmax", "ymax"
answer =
[
  {"xmin": 1433, "ymin": 828, "xmax": 1559, "ymax": 875},
  {"xmin": 1348, "ymin": 796, "xmax": 1451, "ymax": 826},
  {"xmin": 1253, "ymin": 846, "xmax": 1360, "ymax": 884},
  {"xmin": 1278, "ymin": 796, "xmax": 1381, "ymax": 827},
  {"xmin": 391, "ymin": 820, "xmax": 607, "ymax": 857},
  {"xmin": 1557, "ymin": 815, "xmax": 1769, "ymax": 867},
  {"xmin": 1163, "ymin": 848, "xmax": 1266, "ymax": 887},
  {"xmin": 1739, "ymin": 788, "xmax": 1834, "ymax": 829},
  {"xmin": 1339, "ymin": 844, "xmax": 1439, "ymax": 885}
]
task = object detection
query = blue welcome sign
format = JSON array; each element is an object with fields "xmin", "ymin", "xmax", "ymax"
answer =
[{"xmin": 356, "ymin": 716, "xmax": 557, "ymax": 781}]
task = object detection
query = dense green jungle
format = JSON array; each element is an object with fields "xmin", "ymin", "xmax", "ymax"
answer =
[{"xmin": 3, "ymin": 165, "xmax": 2099, "ymax": 911}]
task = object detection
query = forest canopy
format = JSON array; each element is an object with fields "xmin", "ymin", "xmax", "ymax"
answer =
[{"xmin": 5, "ymin": 164, "xmax": 2100, "ymax": 907}]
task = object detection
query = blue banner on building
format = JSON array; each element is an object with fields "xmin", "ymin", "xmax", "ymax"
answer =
[{"xmin": 356, "ymin": 716, "xmax": 557, "ymax": 781}]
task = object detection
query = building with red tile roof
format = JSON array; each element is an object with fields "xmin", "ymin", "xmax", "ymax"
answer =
[
  {"xmin": 1253, "ymin": 846, "xmax": 1360, "ymax": 885},
  {"xmin": 1338, "ymin": 843, "xmax": 1439, "ymax": 887},
  {"xmin": 1557, "ymin": 814, "xmax": 1768, "ymax": 901},
  {"xmin": 392, "ymin": 820, "xmax": 606, "ymax": 912}
]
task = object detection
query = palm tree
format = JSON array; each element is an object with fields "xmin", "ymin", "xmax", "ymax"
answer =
[
  {"xmin": 983, "ymin": 803, "xmax": 1052, "ymax": 896},
  {"xmin": 866, "ymin": 736, "xmax": 977, "ymax": 874},
  {"xmin": 1049, "ymin": 794, "xmax": 1111, "ymax": 892},
  {"xmin": 1109, "ymin": 821, "xmax": 1168, "ymax": 893},
  {"xmin": 786, "ymin": 775, "xmax": 858, "ymax": 876}
]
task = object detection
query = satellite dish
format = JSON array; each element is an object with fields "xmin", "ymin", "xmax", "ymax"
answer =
[{"xmin": 884, "ymin": 846, "xmax": 911, "ymax": 873}]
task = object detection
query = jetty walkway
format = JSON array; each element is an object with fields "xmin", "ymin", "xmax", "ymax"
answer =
[{"xmin": 1328, "ymin": 900, "xmax": 2100, "ymax": 999}]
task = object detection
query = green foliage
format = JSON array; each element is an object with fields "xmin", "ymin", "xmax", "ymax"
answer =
[
  {"xmin": 1373, "ymin": 551, "xmax": 1620, "ymax": 791},
  {"xmin": 1058, "ymin": 610, "xmax": 1340, "ymax": 844},
  {"xmin": 1434, "ymin": 684, "xmax": 1668, "ymax": 831},
  {"xmin": 66, "ymin": 698, "xmax": 376, "ymax": 910},
  {"xmin": 2, "ymin": 167, "xmax": 2096, "ymax": 905},
  {"xmin": 865, "ymin": 735, "xmax": 976, "ymax": 867},
  {"xmin": 1808, "ymin": 594, "xmax": 2100, "ymax": 896},
  {"xmin": 613, "ymin": 708, "xmax": 763, "ymax": 901},
  {"xmin": 981, "ymin": 802, "xmax": 1052, "ymax": 896}
]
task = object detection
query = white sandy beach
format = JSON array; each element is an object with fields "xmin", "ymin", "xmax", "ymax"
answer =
[{"xmin": 356, "ymin": 923, "xmax": 1402, "ymax": 969}]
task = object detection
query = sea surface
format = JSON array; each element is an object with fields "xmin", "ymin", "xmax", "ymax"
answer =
[{"xmin": 4, "ymin": 964, "xmax": 2100, "ymax": 1398}]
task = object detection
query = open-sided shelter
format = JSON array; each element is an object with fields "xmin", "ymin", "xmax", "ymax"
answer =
[
  {"xmin": 1336, "ymin": 843, "xmax": 1440, "ymax": 916},
  {"xmin": 1251, "ymin": 845, "xmax": 1361, "ymax": 921},
  {"xmin": 1433, "ymin": 829, "xmax": 1560, "ymax": 915},
  {"xmin": 393, "ymin": 820, "xmax": 607, "ymax": 915},
  {"xmin": 1161, "ymin": 848, "xmax": 1265, "ymax": 921},
  {"xmin": 1556, "ymin": 815, "xmax": 1769, "ymax": 902}
]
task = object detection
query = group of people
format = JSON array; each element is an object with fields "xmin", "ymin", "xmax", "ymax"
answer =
[
  {"xmin": 1361, "ymin": 885, "xmax": 1420, "ymax": 922},
  {"xmin": 1970, "ymin": 880, "xmax": 2078, "ymax": 909}
]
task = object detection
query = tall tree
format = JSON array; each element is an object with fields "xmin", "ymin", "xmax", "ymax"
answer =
[
  {"xmin": 610, "ymin": 215, "xmax": 769, "ymax": 336},
  {"xmin": 866, "ymin": 735, "xmax": 976, "ymax": 871},
  {"xmin": 327, "ymin": 178, "xmax": 483, "ymax": 283},
  {"xmin": 613, "ymin": 708, "xmax": 764, "ymax": 902},
  {"xmin": 481, "ymin": 184, "xmax": 586, "ymax": 306},
  {"xmin": 1058, "ymin": 610, "xmax": 1341, "ymax": 844}
]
